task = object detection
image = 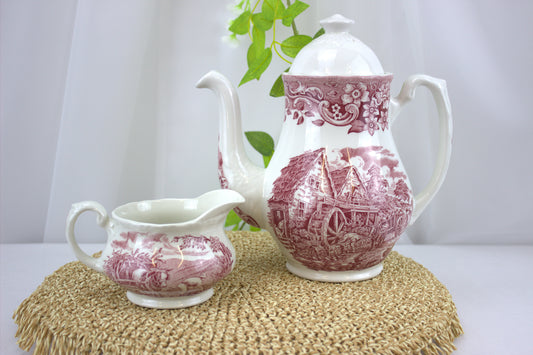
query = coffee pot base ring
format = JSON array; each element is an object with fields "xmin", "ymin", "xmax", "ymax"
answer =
[{"xmin": 285, "ymin": 262, "xmax": 383, "ymax": 283}]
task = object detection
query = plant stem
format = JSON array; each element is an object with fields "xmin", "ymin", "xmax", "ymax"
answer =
[
  {"xmin": 271, "ymin": 18, "xmax": 292, "ymax": 64},
  {"xmin": 248, "ymin": 0, "xmax": 262, "ymax": 41},
  {"xmin": 273, "ymin": 43, "xmax": 292, "ymax": 64},
  {"xmin": 286, "ymin": 0, "xmax": 299, "ymax": 35},
  {"xmin": 251, "ymin": 0, "xmax": 260, "ymax": 12}
]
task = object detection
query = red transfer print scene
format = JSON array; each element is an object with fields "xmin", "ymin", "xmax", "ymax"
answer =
[
  {"xmin": 267, "ymin": 146, "xmax": 413, "ymax": 271},
  {"xmin": 103, "ymin": 232, "xmax": 233, "ymax": 297}
]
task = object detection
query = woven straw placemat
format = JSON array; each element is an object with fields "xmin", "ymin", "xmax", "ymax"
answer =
[{"xmin": 14, "ymin": 231, "xmax": 462, "ymax": 354}]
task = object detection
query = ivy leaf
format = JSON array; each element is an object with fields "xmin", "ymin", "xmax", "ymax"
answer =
[
  {"xmin": 262, "ymin": 155, "xmax": 272, "ymax": 168},
  {"xmin": 252, "ymin": 25, "xmax": 265, "ymax": 51},
  {"xmin": 229, "ymin": 10, "xmax": 251, "ymax": 35},
  {"xmin": 270, "ymin": 74, "xmax": 285, "ymax": 97},
  {"xmin": 269, "ymin": 67, "xmax": 290, "ymax": 97},
  {"xmin": 252, "ymin": 12, "xmax": 273, "ymax": 31},
  {"xmin": 280, "ymin": 35, "xmax": 312, "ymax": 58},
  {"xmin": 313, "ymin": 27, "xmax": 325, "ymax": 39},
  {"xmin": 245, "ymin": 131, "xmax": 275, "ymax": 158},
  {"xmin": 247, "ymin": 26, "xmax": 267, "ymax": 68},
  {"xmin": 262, "ymin": 0, "xmax": 285, "ymax": 21},
  {"xmin": 235, "ymin": 0, "xmax": 246, "ymax": 10},
  {"xmin": 225, "ymin": 209, "xmax": 242, "ymax": 227},
  {"xmin": 239, "ymin": 47, "xmax": 272, "ymax": 86},
  {"xmin": 247, "ymin": 42, "xmax": 260, "ymax": 67},
  {"xmin": 282, "ymin": 0, "xmax": 309, "ymax": 26}
]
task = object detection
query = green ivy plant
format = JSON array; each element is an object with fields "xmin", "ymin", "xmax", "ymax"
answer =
[
  {"xmin": 228, "ymin": 0, "xmax": 324, "ymax": 97},
  {"xmin": 224, "ymin": 0, "xmax": 322, "ymax": 230}
]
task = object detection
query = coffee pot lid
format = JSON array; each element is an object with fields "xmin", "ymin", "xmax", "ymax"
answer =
[{"xmin": 289, "ymin": 14, "xmax": 384, "ymax": 75}]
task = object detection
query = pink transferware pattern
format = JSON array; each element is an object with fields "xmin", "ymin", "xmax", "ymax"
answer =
[
  {"xmin": 104, "ymin": 232, "xmax": 233, "ymax": 297},
  {"xmin": 267, "ymin": 146, "xmax": 412, "ymax": 271},
  {"xmin": 284, "ymin": 75, "xmax": 392, "ymax": 135}
]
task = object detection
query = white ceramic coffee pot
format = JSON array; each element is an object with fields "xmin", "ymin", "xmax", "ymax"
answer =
[{"xmin": 197, "ymin": 14, "xmax": 452, "ymax": 282}]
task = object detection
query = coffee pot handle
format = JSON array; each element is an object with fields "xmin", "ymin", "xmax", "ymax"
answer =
[
  {"xmin": 389, "ymin": 75, "xmax": 453, "ymax": 225},
  {"xmin": 66, "ymin": 201, "xmax": 108, "ymax": 273}
]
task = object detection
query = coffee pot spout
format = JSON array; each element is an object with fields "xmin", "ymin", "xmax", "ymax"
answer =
[{"xmin": 196, "ymin": 71, "xmax": 266, "ymax": 229}]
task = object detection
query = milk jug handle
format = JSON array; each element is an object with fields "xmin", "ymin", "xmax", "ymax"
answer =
[
  {"xmin": 65, "ymin": 201, "xmax": 108, "ymax": 273},
  {"xmin": 389, "ymin": 75, "xmax": 453, "ymax": 225}
]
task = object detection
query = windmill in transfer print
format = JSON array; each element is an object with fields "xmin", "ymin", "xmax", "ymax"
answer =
[{"xmin": 267, "ymin": 146, "xmax": 413, "ymax": 271}]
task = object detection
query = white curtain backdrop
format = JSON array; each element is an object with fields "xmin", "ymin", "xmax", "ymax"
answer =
[{"xmin": 1, "ymin": 0, "xmax": 532, "ymax": 244}]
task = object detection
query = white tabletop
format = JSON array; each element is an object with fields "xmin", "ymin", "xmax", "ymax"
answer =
[{"xmin": 1, "ymin": 243, "xmax": 532, "ymax": 354}]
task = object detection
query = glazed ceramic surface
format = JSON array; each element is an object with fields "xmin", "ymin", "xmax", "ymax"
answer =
[
  {"xmin": 197, "ymin": 15, "xmax": 452, "ymax": 282},
  {"xmin": 66, "ymin": 190, "xmax": 244, "ymax": 308}
]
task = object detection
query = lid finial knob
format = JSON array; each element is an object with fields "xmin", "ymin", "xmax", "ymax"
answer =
[
  {"xmin": 320, "ymin": 14, "xmax": 355, "ymax": 34},
  {"xmin": 289, "ymin": 13, "xmax": 384, "ymax": 75}
]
